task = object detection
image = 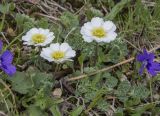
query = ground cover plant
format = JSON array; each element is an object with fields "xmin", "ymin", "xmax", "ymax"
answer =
[{"xmin": 0, "ymin": 0, "xmax": 160, "ymax": 115}]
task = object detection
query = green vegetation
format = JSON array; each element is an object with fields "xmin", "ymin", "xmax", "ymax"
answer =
[{"xmin": 0, "ymin": 0, "xmax": 160, "ymax": 115}]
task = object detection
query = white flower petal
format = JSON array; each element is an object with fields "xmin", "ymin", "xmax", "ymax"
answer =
[
  {"xmin": 82, "ymin": 22, "xmax": 93, "ymax": 30},
  {"xmin": 60, "ymin": 43, "xmax": 71, "ymax": 52},
  {"xmin": 93, "ymin": 37, "xmax": 104, "ymax": 43},
  {"xmin": 103, "ymin": 21, "xmax": 116, "ymax": 32},
  {"xmin": 103, "ymin": 32, "xmax": 117, "ymax": 42},
  {"xmin": 82, "ymin": 35, "xmax": 93, "ymax": 43},
  {"xmin": 80, "ymin": 17, "xmax": 117, "ymax": 43},
  {"xmin": 65, "ymin": 50, "xmax": 76, "ymax": 58},
  {"xmin": 40, "ymin": 43, "xmax": 76, "ymax": 63},
  {"xmin": 22, "ymin": 28, "xmax": 55, "ymax": 46},
  {"xmin": 40, "ymin": 48, "xmax": 53, "ymax": 62},
  {"xmin": 22, "ymin": 35, "xmax": 32, "ymax": 41},
  {"xmin": 91, "ymin": 17, "xmax": 104, "ymax": 27},
  {"xmin": 23, "ymin": 41, "xmax": 33, "ymax": 45},
  {"xmin": 50, "ymin": 43, "xmax": 60, "ymax": 51},
  {"xmin": 81, "ymin": 28, "xmax": 92, "ymax": 37}
]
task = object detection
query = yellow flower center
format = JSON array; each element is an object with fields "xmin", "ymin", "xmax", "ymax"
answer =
[
  {"xmin": 32, "ymin": 34, "xmax": 46, "ymax": 44},
  {"xmin": 52, "ymin": 51, "xmax": 65, "ymax": 60},
  {"xmin": 92, "ymin": 27, "xmax": 106, "ymax": 38}
]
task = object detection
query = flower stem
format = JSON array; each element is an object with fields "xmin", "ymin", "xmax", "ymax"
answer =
[
  {"xmin": 64, "ymin": 27, "xmax": 76, "ymax": 42},
  {"xmin": 149, "ymin": 78, "xmax": 153, "ymax": 102},
  {"xmin": 0, "ymin": 13, "xmax": 5, "ymax": 32},
  {"xmin": 95, "ymin": 43, "xmax": 99, "ymax": 65},
  {"xmin": 54, "ymin": 64, "xmax": 61, "ymax": 76},
  {"xmin": 146, "ymin": 72, "xmax": 153, "ymax": 102}
]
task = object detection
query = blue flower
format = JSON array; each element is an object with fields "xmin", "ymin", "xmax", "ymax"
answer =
[
  {"xmin": 137, "ymin": 49, "xmax": 160, "ymax": 76},
  {"xmin": 0, "ymin": 40, "xmax": 16, "ymax": 76}
]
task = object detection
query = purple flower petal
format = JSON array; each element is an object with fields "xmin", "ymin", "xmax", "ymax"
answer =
[
  {"xmin": 136, "ymin": 49, "xmax": 154, "ymax": 62},
  {"xmin": 143, "ymin": 49, "xmax": 154, "ymax": 62},
  {"xmin": 147, "ymin": 53, "xmax": 154, "ymax": 62},
  {"xmin": 143, "ymin": 49, "xmax": 147, "ymax": 54},
  {"xmin": 1, "ymin": 64, "xmax": 16, "ymax": 76},
  {"xmin": 136, "ymin": 48, "xmax": 160, "ymax": 76},
  {"xmin": 147, "ymin": 68, "xmax": 157, "ymax": 76},
  {"xmin": 1, "ymin": 50, "xmax": 13, "ymax": 65},
  {"xmin": 0, "ymin": 40, "xmax": 3, "ymax": 51},
  {"xmin": 150, "ymin": 62, "xmax": 160, "ymax": 71},
  {"xmin": 137, "ymin": 54, "xmax": 145, "ymax": 62},
  {"xmin": 139, "ymin": 63, "xmax": 145, "ymax": 75},
  {"xmin": 146, "ymin": 61, "xmax": 160, "ymax": 76}
]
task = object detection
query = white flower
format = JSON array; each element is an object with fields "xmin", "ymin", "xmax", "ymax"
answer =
[
  {"xmin": 40, "ymin": 43, "xmax": 76, "ymax": 63},
  {"xmin": 22, "ymin": 28, "xmax": 55, "ymax": 46},
  {"xmin": 80, "ymin": 17, "xmax": 117, "ymax": 43}
]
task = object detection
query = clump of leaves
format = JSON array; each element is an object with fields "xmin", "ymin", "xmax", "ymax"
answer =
[
  {"xmin": 105, "ymin": 39, "xmax": 128, "ymax": 63},
  {"xmin": 9, "ymin": 67, "xmax": 53, "ymax": 94},
  {"xmin": 75, "ymin": 72, "xmax": 116, "ymax": 111},
  {"xmin": 15, "ymin": 13, "xmax": 50, "ymax": 33},
  {"xmin": 60, "ymin": 11, "xmax": 79, "ymax": 29},
  {"xmin": 15, "ymin": 13, "xmax": 36, "ymax": 32},
  {"xmin": 85, "ymin": 6, "xmax": 103, "ymax": 20},
  {"xmin": 115, "ymin": 80, "xmax": 131, "ymax": 102},
  {"xmin": 130, "ymin": 84, "xmax": 150, "ymax": 99},
  {"xmin": 7, "ymin": 67, "xmax": 63, "ymax": 115},
  {"xmin": 103, "ymin": 73, "xmax": 118, "ymax": 88}
]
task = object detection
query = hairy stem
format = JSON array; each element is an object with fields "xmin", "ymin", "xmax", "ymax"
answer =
[{"xmin": 0, "ymin": 13, "xmax": 5, "ymax": 32}]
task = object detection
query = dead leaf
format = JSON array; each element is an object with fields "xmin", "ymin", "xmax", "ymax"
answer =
[{"xmin": 7, "ymin": 28, "xmax": 16, "ymax": 36}]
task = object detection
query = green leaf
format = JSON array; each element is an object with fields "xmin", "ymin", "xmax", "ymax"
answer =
[
  {"xmin": 106, "ymin": 40, "xmax": 128, "ymax": 63},
  {"xmin": 27, "ymin": 106, "xmax": 47, "ymax": 116},
  {"xmin": 97, "ymin": 100, "xmax": 109, "ymax": 112},
  {"xmin": 34, "ymin": 89, "xmax": 58, "ymax": 110},
  {"xmin": 86, "ymin": 88, "xmax": 106, "ymax": 111},
  {"xmin": 107, "ymin": 45, "xmax": 120, "ymax": 63},
  {"xmin": 70, "ymin": 106, "xmax": 83, "ymax": 116},
  {"xmin": 35, "ymin": 97, "xmax": 55, "ymax": 110},
  {"xmin": 60, "ymin": 11, "xmax": 79, "ymax": 29},
  {"xmin": 9, "ymin": 67, "xmax": 53, "ymax": 95},
  {"xmin": 50, "ymin": 105, "xmax": 61, "ymax": 116},
  {"xmin": 0, "ymin": 3, "xmax": 13, "ymax": 14},
  {"xmin": 84, "ymin": 91, "xmax": 97, "ymax": 103},
  {"xmin": 51, "ymin": 24, "xmax": 63, "ymax": 42},
  {"xmin": 76, "ymin": 79, "xmax": 92, "ymax": 95},
  {"xmin": 83, "ymin": 67, "xmax": 97, "ymax": 74},
  {"xmin": 130, "ymin": 85, "xmax": 150, "ymax": 99},
  {"xmin": 9, "ymin": 72, "xmax": 32, "ymax": 94},
  {"xmin": 36, "ymin": 18, "xmax": 49, "ymax": 28},
  {"xmin": 133, "ymin": 103, "xmax": 155, "ymax": 115},
  {"xmin": 124, "ymin": 97, "xmax": 140, "ymax": 107},
  {"xmin": 115, "ymin": 80, "xmax": 131, "ymax": 102},
  {"xmin": 86, "ymin": 7, "xmax": 103, "ymax": 20},
  {"xmin": 15, "ymin": 13, "xmax": 35, "ymax": 31},
  {"xmin": 103, "ymin": 73, "xmax": 118, "ymax": 88},
  {"xmin": 78, "ymin": 53, "xmax": 86, "ymax": 65},
  {"xmin": 117, "ymin": 81, "xmax": 131, "ymax": 95},
  {"xmin": 23, "ymin": 22, "xmax": 35, "ymax": 30},
  {"xmin": 26, "ymin": 67, "xmax": 53, "ymax": 90},
  {"xmin": 66, "ymin": 29, "xmax": 85, "ymax": 51},
  {"xmin": 105, "ymin": 0, "xmax": 131, "ymax": 20},
  {"xmin": 114, "ymin": 108, "xmax": 124, "ymax": 116},
  {"xmin": 97, "ymin": 47, "xmax": 106, "ymax": 63}
]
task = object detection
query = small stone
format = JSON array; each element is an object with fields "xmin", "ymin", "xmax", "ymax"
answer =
[{"xmin": 52, "ymin": 88, "xmax": 62, "ymax": 98}]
